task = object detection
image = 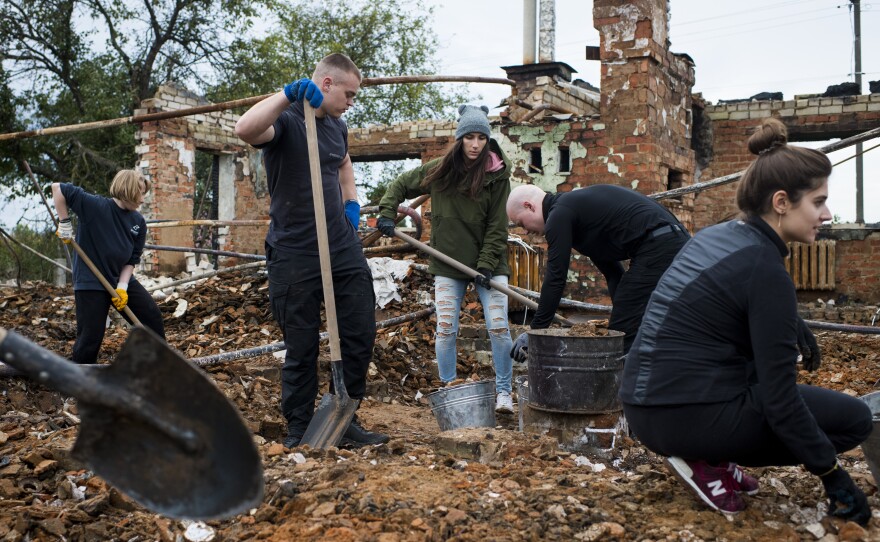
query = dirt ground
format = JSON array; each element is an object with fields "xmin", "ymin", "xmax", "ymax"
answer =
[{"xmin": 1, "ymin": 264, "xmax": 880, "ymax": 541}]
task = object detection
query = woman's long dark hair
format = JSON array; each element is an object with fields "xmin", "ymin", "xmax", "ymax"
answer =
[{"xmin": 420, "ymin": 137, "xmax": 491, "ymax": 200}]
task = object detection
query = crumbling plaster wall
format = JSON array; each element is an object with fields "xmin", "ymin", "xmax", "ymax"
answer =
[{"xmin": 135, "ymin": 83, "xmax": 266, "ymax": 273}]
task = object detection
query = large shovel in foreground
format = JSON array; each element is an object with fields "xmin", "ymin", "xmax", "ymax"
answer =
[
  {"xmin": 0, "ymin": 326, "xmax": 263, "ymax": 519},
  {"xmin": 393, "ymin": 230, "xmax": 573, "ymax": 326},
  {"xmin": 299, "ymin": 101, "xmax": 359, "ymax": 449}
]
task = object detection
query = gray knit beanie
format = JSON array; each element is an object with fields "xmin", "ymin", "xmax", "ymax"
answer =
[{"xmin": 455, "ymin": 105, "xmax": 491, "ymax": 140}]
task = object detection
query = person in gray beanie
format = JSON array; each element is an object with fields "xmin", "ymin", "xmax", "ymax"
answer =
[
  {"xmin": 376, "ymin": 104, "xmax": 517, "ymax": 414},
  {"xmin": 455, "ymin": 104, "xmax": 491, "ymax": 139}
]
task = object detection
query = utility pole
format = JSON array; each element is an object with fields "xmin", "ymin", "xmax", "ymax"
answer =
[{"xmin": 851, "ymin": 0, "xmax": 864, "ymax": 224}]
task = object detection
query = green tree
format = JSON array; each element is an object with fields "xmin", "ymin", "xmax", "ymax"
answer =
[
  {"xmin": 0, "ymin": 224, "xmax": 65, "ymax": 283},
  {"xmin": 209, "ymin": 0, "xmax": 468, "ymax": 126},
  {"xmin": 0, "ymin": 0, "xmax": 259, "ymax": 196}
]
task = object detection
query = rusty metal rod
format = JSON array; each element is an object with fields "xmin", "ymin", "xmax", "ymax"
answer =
[
  {"xmin": 23, "ymin": 161, "xmax": 73, "ymax": 270},
  {"xmin": 804, "ymin": 320, "xmax": 880, "ymax": 335},
  {"xmin": 0, "ymin": 226, "xmax": 71, "ymax": 272},
  {"xmin": 144, "ymin": 244, "xmax": 266, "ymax": 260},
  {"xmin": 0, "ymin": 75, "xmax": 515, "ymax": 142},
  {"xmin": 362, "ymin": 195, "xmax": 430, "ymax": 248},
  {"xmin": 651, "ymin": 125, "xmax": 880, "ymax": 201},
  {"xmin": 363, "ymin": 243, "xmax": 421, "ymax": 255},
  {"xmin": 191, "ymin": 307, "xmax": 436, "ymax": 366},
  {"xmin": 144, "ymin": 261, "xmax": 265, "ymax": 293},
  {"xmin": 146, "ymin": 219, "xmax": 269, "ymax": 228}
]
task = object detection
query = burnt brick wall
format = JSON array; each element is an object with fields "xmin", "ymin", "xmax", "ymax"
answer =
[{"xmin": 700, "ymin": 95, "xmax": 880, "ymax": 302}]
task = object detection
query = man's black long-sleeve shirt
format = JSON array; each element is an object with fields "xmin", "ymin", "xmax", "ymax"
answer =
[
  {"xmin": 619, "ymin": 217, "xmax": 838, "ymax": 474},
  {"xmin": 532, "ymin": 185, "xmax": 683, "ymax": 328}
]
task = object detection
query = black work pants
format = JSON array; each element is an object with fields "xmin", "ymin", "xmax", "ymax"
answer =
[
  {"xmin": 623, "ymin": 384, "xmax": 872, "ymax": 468},
  {"xmin": 72, "ymin": 280, "xmax": 166, "ymax": 363},
  {"xmin": 610, "ymin": 227, "xmax": 689, "ymax": 352},
  {"xmin": 266, "ymin": 242, "xmax": 376, "ymax": 436}
]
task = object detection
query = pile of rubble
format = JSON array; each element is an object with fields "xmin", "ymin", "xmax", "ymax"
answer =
[{"xmin": 1, "ymin": 264, "xmax": 880, "ymax": 540}]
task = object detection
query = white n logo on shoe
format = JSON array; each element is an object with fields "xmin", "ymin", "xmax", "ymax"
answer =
[{"xmin": 707, "ymin": 479, "xmax": 727, "ymax": 497}]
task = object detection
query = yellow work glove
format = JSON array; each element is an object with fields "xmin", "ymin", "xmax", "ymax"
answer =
[{"xmin": 111, "ymin": 283, "xmax": 129, "ymax": 311}]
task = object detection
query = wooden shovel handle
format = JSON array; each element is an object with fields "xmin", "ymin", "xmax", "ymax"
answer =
[
  {"xmin": 303, "ymin": 102, "xmax": 342, "ymax": 362},
  {"xmin": 393, "ymin": 230, "xmax": 573, "ymax": 326}
]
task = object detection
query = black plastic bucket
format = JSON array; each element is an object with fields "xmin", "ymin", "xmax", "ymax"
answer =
[{"xmin": 527, "ymin": 328, "xmax": 625, "ymax": 414}]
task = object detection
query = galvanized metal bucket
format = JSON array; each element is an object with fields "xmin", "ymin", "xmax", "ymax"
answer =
[
  {"xmin": 427, "ymin": 380, "xmax": 496, "ymax": 431},
  {"xmin": 526, "ymin": 328, "xmax": 625, "ymax": 414},
  {"xmin": 859, "ymin": 391, "xmax": 880, "ymax": 485}
]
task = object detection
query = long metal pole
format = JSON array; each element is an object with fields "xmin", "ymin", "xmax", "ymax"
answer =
[
  {"xmin": 0, "ymin": 75, "xmax": 516, "ymax": 142},
  {"xmin": 852, "ymin": 0, "xmax": 864, "ymax": 223}
]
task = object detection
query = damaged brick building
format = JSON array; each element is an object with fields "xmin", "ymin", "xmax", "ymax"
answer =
[{"xmin": 132, "ymin": 0, "xmax": 880, "ymax": 305}]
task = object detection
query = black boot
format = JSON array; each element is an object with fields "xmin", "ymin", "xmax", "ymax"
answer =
[
  {"xmin": 340, "ymin": 418, "xmax": 389, "ymax": 448},
  {"xmin": 284, "ymin": 423, "xmax": 305, "ymax": 449}
]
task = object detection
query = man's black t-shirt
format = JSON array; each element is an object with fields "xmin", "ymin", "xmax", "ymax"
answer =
[{"xmin": 255, "ymin": 101, "xmax": 359, "ymax": 254}]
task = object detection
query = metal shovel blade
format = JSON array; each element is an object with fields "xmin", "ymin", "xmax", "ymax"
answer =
[
  {"xmin": 299, "ymin": 359, "xmax": 359, "ymax": 448},
  {"xmin": 0, "ymin": 327, "xmax": 263, "ymax": 520}
]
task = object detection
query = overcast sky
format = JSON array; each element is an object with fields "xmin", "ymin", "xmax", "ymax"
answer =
[
  {"xmin": 1, "ymin": 0, "xmax": 877, "ymax": 228},
  {"xmin": 431, "ymin": 0, "xmax": 879, "ymax": 223}
]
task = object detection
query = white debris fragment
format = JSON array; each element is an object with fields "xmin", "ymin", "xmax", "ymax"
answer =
[
  {"xmin": 367, "ymin": 257, "xmax": 414, "ymax": 308},
  {"xmin": 183, "ymin": 521, "xmax": 215, "ymax": 541},
  {"xmin": 804, "ymin": 522, "xmax": 825, "ymax": 539},
  {"xmin": 768, "ymin": 477, "xmax": 790, "ymax": 496},
  {"xmin": 288, "ymin": 453, "xmax": 306, "ymax": 464},
  {"xmin": 172, "ymin": 299, "xmax": 188, "ymax": 318}
]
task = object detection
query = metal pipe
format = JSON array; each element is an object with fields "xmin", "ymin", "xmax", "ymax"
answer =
[
  {"xmin": 520, "ymin": 103, "xmax": 574, "ymax": 123},
  {"xmin": 363, "ymin": 243, "xmax": 421, "ymax": 255},
  {"xmin": 0, "ymin": 76, "xmax": 516, "ymax": 142},
  {"xmin": 523, "ymin": 0, "xmax": 537, "ymax": 64},
  {"xmin": 362, "ymin": 195, "xmax": 430, "ymax": 248},
  {"xmin": 144, "ymin": 244, "xmax": 266, "ymax": 260},
  {"xmin": 652, "ymin": 125, "xmax": 880, "ymax": 201},
  {"xmin": 804, "ymin": 320, "xmax": 880, "ymax": 335},
  {"xmin": 144, "ymin": 261, "xmax": 265, "ymax": 293},
  {"xmin": 0, "ymin": 226, "xmax": 71, "ymax": 272},
  {"xmin": 191, "ymin": 308, "xmax": 436, "ymax": 367},
  {"xmin": 146, "ymin": 219, "xmax": 268, "ymax": 228}
]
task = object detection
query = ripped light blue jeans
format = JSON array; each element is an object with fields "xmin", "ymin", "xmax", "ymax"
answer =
[{"xmin": 434, "ymin": 275, "xmax": 513, "ymax": 394}]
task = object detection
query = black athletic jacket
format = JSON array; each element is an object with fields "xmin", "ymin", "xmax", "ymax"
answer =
[
  {"xmin": 532, "ymin": 185, "xmax": 683, "ymax": 329},
  {"xmin": 619, "ymin": 217, "xmax": 838, "ymax": 473}
]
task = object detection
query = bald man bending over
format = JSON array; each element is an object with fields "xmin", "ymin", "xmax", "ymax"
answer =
[{"xmin": 506, "ymin": 184, "xmax": 690, "ymax": 358}]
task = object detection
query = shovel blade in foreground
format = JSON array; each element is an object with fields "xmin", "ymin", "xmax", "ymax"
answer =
[
  {"xmin": 299, "ymin": 391, "xmax": 359, "ymax": 449},
  {"xmin": 300, "ymin": 360, "xmax": 359, "ymax": 449},
  {"xmin": 72, "ymin": 327, "xmax": 264, "ymax": 520},
  {"xmin": 0, "ymin": 326, "xmax": 263, "ymax": 520}
]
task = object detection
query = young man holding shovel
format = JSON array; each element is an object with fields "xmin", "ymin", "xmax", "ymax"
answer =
[
  {"xmin": 506, "ymin": 184, "xmax": 690, "ymax": 357},
  {"xmin": 235, "ymin": 53, "xmax": 388, "ymax": 448}
]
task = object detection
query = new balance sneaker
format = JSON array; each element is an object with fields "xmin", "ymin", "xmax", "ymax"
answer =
[
  {"xmin": 665, "ymin": 456, "xmax": 746, "ymax": 514},
  {"xmin": 724, "ymin": 462, "xmax": 759, "ymax": 495},
  {"xmin": 495, "ymin": 392, "xmax": 514, "ymax": 414},
  {"xmin": 339, "ymin": 418, "xmax": 390, "ymax": 448}
]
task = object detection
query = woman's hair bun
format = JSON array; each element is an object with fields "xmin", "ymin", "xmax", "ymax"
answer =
[{"xmin": 748, "ymin": 117, "xmax": 788, "ymax": 156}]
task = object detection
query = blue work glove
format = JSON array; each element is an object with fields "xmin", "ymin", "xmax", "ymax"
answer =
[
  {"xmin": 283, "ymin": 78, "xmax": 323, "ymax": 108},
  {"xmin": 820, "ymin": 464, "xmax": 871, "ymax": 526},
  {"xmin": 474, "ymin": 268, "xmax": 493, "ymax": 290},
  {"xmin": 345, "ymin": 200, "xmax": 360, "ymax": 230},
  {"xmin": 510, "ymin": 333, "xmax": 529, "ymax": 363},
  {"xmin": 797, "ymin": 317, "xmax": 821, "ymax": 371},
  {"xmin": 377, "ymin": 216, "xmax": 396, "ymax": 238}
]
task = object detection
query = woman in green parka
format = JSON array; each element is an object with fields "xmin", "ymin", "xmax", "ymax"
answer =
[{"xmin": 376, "ymin": 105, "xmax": 515, "ymax": 414}]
